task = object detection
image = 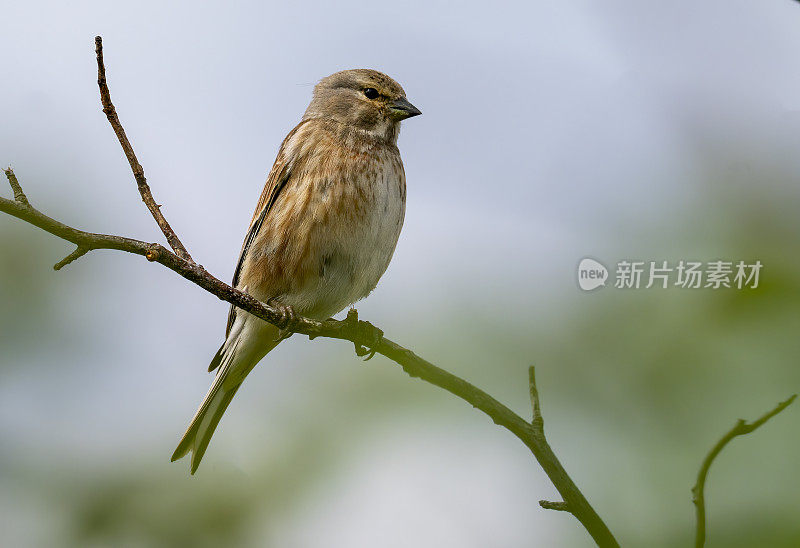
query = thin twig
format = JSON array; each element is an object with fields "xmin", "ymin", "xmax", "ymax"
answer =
[
  {"xmin": 53, "ymin": 246, "xmax": 90, "ymax": 270},
  {"xmin": 4, "ymin": 167, "xmax": 30, "ymax": 206},
  {"xmin": 0, "ymin": 167, "xmax": 620, "ymax": 548},
  {"xmin": 529, "ymin": 366, "xmax": 543, "ymax": 428},
  {"xmin": 94, "ymin": 36, "xmax": 193, "ymax": 263},
  {"xmin": 692, "ymin": 394, "xmax": 796, "ymax": 548},
  {"xmin": 540, "ymin": 500, "xmax": 570, "ymax": 512}
]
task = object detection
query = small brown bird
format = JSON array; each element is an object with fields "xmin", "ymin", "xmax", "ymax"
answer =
[{"xmin": 171, "ymin": 69, "xmax": 420, "ymax": 473}]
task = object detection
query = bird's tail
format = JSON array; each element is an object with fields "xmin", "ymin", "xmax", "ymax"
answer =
[{"xmin": 171, "ymin": 315, "xmax": 279, "ymax": 474}]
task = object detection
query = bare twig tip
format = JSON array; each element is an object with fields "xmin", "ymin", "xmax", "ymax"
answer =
[
  {"xmin": 4, "ymin": 167, "xmax": 30, "ymax": 206},
  {"xmin": 540, "ymin": 500, "xmax": 570, "ymax": 512},
  {"xmin": 529, "ymin": 365, "xmax": 543, "ymax": 427},
  {"xmin": 53, "ymin": 246, "xmax": 90, "ymax": 270}
]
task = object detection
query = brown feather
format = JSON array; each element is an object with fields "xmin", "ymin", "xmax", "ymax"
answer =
[{"xmin": 225, "ymin": 121, "xmax": 309, "ymax": 336}]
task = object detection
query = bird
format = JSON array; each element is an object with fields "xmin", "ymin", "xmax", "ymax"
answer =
[{"xmin": 171, "ymin": 69, "xmax": 421, "ymax": 474}]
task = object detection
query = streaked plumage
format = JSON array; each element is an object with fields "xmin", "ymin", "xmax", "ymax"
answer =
[{"xmin": 171, "ymin": 69, "xmax": 420, "ymax": 473}]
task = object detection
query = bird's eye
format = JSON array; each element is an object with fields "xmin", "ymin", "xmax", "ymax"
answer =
[{"xmin": 363, "ymin": 88, "xmax": 379, "ymax": 99}]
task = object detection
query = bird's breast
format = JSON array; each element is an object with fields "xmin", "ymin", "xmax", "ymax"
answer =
[
  {"xmin": 312, "ymin": 146, "xmax": 406, "ymax": 314},
  {"xmin": 247, "ymin": 140, "xmax": 406, "ymax": 318}
]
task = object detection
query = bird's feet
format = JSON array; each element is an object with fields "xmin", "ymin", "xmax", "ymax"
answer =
[
  {"xmin": 269, "ymin": 298, "xmax": 300, "ymax": 342},
  {"xmin": 343, "ymin": 308, "xmax": 384, "ymax": 361}
]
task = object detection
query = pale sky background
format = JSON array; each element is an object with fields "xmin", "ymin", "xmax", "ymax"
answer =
[{"xmin": 2, "ymin": 1, "xmax": 800, "ymax": 546}]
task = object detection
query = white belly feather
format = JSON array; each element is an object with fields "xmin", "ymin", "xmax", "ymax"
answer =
[{"xmin": 283, "ymin": 156, "xmax": 406, "ymax": 319}]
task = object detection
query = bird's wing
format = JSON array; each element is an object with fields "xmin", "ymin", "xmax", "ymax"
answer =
[{"xmin": 224, "ymin": 121, "xmax": 307, "ymax": 339}]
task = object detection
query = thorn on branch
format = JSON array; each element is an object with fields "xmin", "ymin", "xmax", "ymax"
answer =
[
  {"xmin": 53, "ymin": 246, "xmax": 90, "ymax": 270},
  {"xmin": 529, "ymin": 366, "xmax": 544, "ymax": 429},
  {"xmin": 4, "ymin": 168, "xmax": 30, "ymax": 207},
  {"xmin": 540, "ymin": 500, "xmax": 570, "ymax": 512}
]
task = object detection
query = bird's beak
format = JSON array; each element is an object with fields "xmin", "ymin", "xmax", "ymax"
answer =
[{"xmin": 389, "ymin": 97, "xmax": 422, "ymax": 120}]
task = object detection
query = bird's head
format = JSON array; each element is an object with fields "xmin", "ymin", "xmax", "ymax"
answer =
[{"xmin": 303, "ymin": 69, "xmax": 421, "ymax": 143}]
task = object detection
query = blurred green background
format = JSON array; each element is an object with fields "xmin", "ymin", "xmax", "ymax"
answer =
[{"xmin": 2, "ymin": 1, "xmax": 799, "ymax": 546}]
